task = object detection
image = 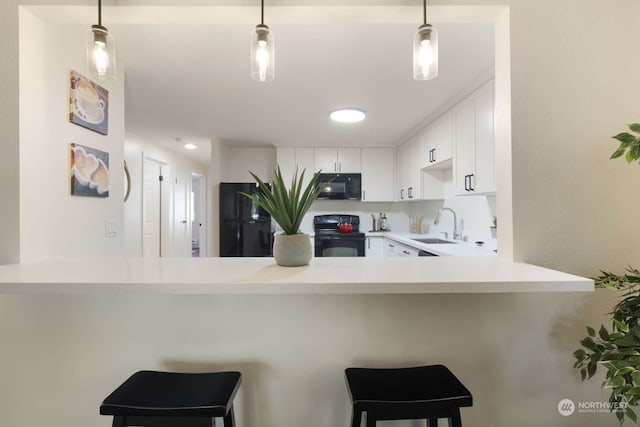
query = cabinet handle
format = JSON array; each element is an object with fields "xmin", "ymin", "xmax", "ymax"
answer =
[
  {"xmin": 389, "ymin": 244, "xmax": 395, "ymax": 248},
  {"xmin": 431, "ymin": 149, "xmax": 436, "ymax": 163},
  {"xmin": 362, "ymin": 190, "xmax": 366, "ymax": 201},
  {"xmin": 464, "ymin": 175, "xmax": 469, "ymax": 191},
  {"xmin": 400, "ymin": 189, "xmax": 405, "ymax": 199},
  {"xmin": 408, "ymin": 187, "xmax": 413, "ymax": 199},
  {"xmin": 368, "ymin": 238, "xmax": 371, "ymax": 249},
  {"xmin": 428, "ymin": 149, "xmax": 432, "ymax": 163},
  {"xmin": 402, "ymin": 250, "xmax": 410, "ymax": 255},
  {"xmin": 469, "ymin": 174, "xmax": 475, "ymax": 191},
  {"xmin": 334, "ymin": 162, "xmax": 337, "ymax": 172}
]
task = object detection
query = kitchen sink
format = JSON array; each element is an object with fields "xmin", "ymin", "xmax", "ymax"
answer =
[{"xmin": 411, "ymin": 238, "xmax": 457, "ymax": 244}]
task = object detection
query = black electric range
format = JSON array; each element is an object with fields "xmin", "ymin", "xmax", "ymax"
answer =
[{"xmin": 313, "ymin": 214, "xmax": 366, "ymax": 257}]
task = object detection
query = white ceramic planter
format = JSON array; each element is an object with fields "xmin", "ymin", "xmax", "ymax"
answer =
[{"xmin": 273, "ymin": 233, "xmax": 312, "ymax": 267}]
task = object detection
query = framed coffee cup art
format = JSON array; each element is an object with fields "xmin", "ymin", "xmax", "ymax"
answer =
[{"xmin": 69, "ymin": 70, "xmax": 109, "ymax": 135}]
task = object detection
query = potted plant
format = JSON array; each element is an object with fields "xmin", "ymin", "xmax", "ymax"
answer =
[
  {"xmin": 242, "ymin": 166, "xmax": 323, "ymax": 267},
  {"xmin": 574, "ymin": 123, "xmax": 640, "ymax": 425}
]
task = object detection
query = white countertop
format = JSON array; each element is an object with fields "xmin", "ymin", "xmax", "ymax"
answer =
[
  {"xmin": 367, "ymin": 232, "xmax": 497, "ymax": 256},
  {"xmin": 0, "ymin": 257, "xmax": 592, "ymax": 294}
]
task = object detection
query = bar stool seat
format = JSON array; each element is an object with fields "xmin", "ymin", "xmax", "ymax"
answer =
[
  {"xmin": 345, "ymin": 365, "xmax": 472, "ymax": 427},
  {"xmin": 100, "ymin": 370, "xmax": 242, "ymax": 427}
]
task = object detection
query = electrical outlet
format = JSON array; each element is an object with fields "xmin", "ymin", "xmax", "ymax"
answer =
[{"xmin": 105, "ymin": 220, "xmax": 118, "ymax": 238}]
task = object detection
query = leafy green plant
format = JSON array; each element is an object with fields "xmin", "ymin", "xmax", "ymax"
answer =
[
  {"xmin": 241, "ymin": 166, "xmax": 323, "ymax": 235},
  {"xmin": 574, "ymin": 267, "xmax": 640, "ymax": 424},
  {"xmin": 574, "ymin": 123, "xmax": 640, "ymax": 425},
  {"xmin": 610, "ymin": 123, "xmax": 640, "ymax": 164}
]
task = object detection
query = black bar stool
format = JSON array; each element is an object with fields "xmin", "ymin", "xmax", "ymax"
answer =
[
  {"xmin": 100, "ymin": 370, "xmax": 242, "ymax": 427},
  {"xmin": 345, "ymin": 365, "xmax": 472, "ymax": 427}
]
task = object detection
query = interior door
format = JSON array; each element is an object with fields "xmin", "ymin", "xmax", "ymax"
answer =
[
  {"xmin": 173, "ymin": 169, "xmax": 191, "ymax": 257},
  {"xmin": 142, "ymin": 158, "xmax": 162, "ymax": 257}
]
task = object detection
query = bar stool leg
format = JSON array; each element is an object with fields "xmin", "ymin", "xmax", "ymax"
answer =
[
  {"xmin": 351, "ymin": 409, "xmax": 363, "ymax": 427},
  {"xmin": 111, "ymin": 416, "xmax": 125, "ymax": 427},
  {"xmin": 223, "ymin": 405, "xmax": 236, "ymax": 427},
  {"xmin": 365, "ymin": 411, "xmax": 376, "ymax": 427},
  {"xmin": 427, "ymin": 418, "xmax": 438, "ymax": 427},
  {"xmin": 448, "ymin": 409, "xmax": 462, "ymax": 427}
]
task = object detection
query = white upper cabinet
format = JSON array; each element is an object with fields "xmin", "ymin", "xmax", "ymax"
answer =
[
  {"xmin": 453, "ymin": 79, "xmax": 495, "ymax": 195},
  {"xmin": 396, "ymin": 136, "xmax": 425, "ymax": 201},
  {"xmin": 276, "ymin": 147, "xmax": 316, "ymax": 187},
  {"xmin": 361, "ymin": 148, "xmax": 394, "ymax": 202},
  {"xmin": 314, "ymin": 148, "xmax": 361, "ymax": 173},
  {"xmin": 424, "ymin": 110, "xmax": 453, "ymax": 169}
]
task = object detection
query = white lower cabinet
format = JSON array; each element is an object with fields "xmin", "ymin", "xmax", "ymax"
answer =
[
  {"xmin": 366, "ymin": 236, "xmax": 384, "ymax": 257},
  {"xmin": 383, "ymin": 238, "xmax": 419, "ymax": 257}
]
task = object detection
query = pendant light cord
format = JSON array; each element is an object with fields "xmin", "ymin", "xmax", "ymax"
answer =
[
  {"xmin": 98, "ymin": 0, "xmax": 102, "ymax": 26},
  {"xmin": 261, "ymin": 0, "xmax": 264, "ymax": 25},
  {"xmin": 423, "ymin": 0, "xmax": 427, "ymax": 25}
]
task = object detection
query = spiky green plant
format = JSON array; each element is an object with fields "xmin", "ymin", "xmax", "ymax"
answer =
[{"xmin": 241, "ymin": 166, "xmax": 323, "ymax": 235}]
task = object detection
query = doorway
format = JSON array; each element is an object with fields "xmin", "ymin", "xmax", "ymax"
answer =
[
  {"xmin": 191, "ymin": 174, "xmax": 207, "ymax": 257},
  {"xmin": 142, "ymin": 157, "xmax": 166, "ymax": 258}
]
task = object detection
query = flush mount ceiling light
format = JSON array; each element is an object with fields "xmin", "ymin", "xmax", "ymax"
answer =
[
  {"xmin": 250, "ymin": 0, "xmax": 275, "ymax": 82},
  {"xmin": 86, "ymin": 0, "xmax": 116, "ymax": 81},
  {"xmin": 184, "ymin": 143, "xmax": 197, "ymax": 150},
  {"xmin": 330, "ymin": 108, "xmax": 366, "ymax": 123},
  {"xmin": 413, "ymin": 0, "xmax": 438, "ymax": 81}
]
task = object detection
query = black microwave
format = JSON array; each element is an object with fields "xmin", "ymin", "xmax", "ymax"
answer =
[{"xmin": 317, "ymin": 173, "xmax": 361, "ymax": 200}]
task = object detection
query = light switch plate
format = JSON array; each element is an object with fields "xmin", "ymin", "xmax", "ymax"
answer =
[{"xmin": 105, "ymin": 220, "xmax": 118, "ymax": 238}]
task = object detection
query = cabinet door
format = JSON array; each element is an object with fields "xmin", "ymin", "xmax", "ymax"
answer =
[
  {"xmin": 396, "ymin": 142, "xmax": 411, "ymax": 201},
  {"xmin": 361, "ymin": 148, "xmax": 394, "ymax": 202},
  {"xmin": 295, "ymin": 148, "xmax": 316, "ymax": 189},
  {"xmin": 426, "ymin": 111, "xmax": 453, "ymax": 167},
  {"xmin": 366, "ymin": 237, "xmax": 384, "ymax": 257},
  {"xmin": 314, "ymin": 148, "xmax": 338, "ymax": 172},
  {"xmin": 473, "ymin": 81, "xmax": 495, "ymax": 193},
  {"xmin": 276, "ymin": 148, "xmax": 295, "ymax": 184},
  {"xmin": 453, "ymin": 99, "xmax": 476, "ymax": 195},
  {"xmin": 337, "ymin": 148, "xmax": 361, "ymax": 173},
  {"xmin": 408, "ymin": 136, "xmax": 423, "ymax": 200}
]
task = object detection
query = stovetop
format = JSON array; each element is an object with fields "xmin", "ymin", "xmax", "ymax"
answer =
[{"xmin": 313, "ymin": 214, "xmax": 363, "ymax": 237}]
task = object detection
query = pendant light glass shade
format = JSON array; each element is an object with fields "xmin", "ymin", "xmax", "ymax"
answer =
[
  {"xmin": 413, "ymin": 24, "xmax": 438, "ymax": 81},
  {"xmin": 251, "ymin": 24, "xmax": 275, "ymax": 82},
  {"xmin": 86, "ymin": 0, "xmax": 116, "ymax": 82}
]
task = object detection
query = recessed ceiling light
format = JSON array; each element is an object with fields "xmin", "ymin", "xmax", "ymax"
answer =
[
  {"xmin": 330, "ymin": 108, "xmax": 366, "ymax": 123},
  {"xmin": 184, "ymin": 143, "xmax": 197, "ymax": 150}
]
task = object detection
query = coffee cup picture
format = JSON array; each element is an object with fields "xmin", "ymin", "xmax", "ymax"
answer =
[{"xmin": 69, "ymin": 70, "xmax": 109, "ymax": 135}]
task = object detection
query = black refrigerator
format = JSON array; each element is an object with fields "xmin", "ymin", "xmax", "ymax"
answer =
[{"xmin": 219, "ymin": 183, "xmax": 273, "ymax": 257}]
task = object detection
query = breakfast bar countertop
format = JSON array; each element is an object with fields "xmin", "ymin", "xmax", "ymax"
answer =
[{"xmin": 0, "ymin": 257, "xmax": 593, "ymax": 294}]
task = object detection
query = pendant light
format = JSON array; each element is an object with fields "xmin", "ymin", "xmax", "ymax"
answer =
[
  {"xmin": 250, "ymin": 0, "xmax": 275, "ymax": 82},
  {"xmin": 86, "ymin": 0, "xmax": 116, "ymax": 81},
  {"xmin": 413, "ymin": 0, "xmax": 438, "ymax": 81}
]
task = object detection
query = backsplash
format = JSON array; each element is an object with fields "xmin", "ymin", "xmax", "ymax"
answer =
[{"xmin": 409, "ymin": 195, "xmax": 495, "ymax": 240}]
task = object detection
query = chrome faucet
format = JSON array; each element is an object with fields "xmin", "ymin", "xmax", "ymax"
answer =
[{"xmin": 434, "ymin": 207, "xmax": 461, "ymax": 240}]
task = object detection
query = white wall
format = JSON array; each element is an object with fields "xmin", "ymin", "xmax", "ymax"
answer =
[
  {"xmin": 222, "ymin": 146, "xmax": 277, "ymax": 183},
  {"xmin": 19, "ymin": 10, "xmax": 125, "ymax": 262},
  {"xmin": 124, "ymin": 136, "xmax": 208, "ymax": 257}
]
